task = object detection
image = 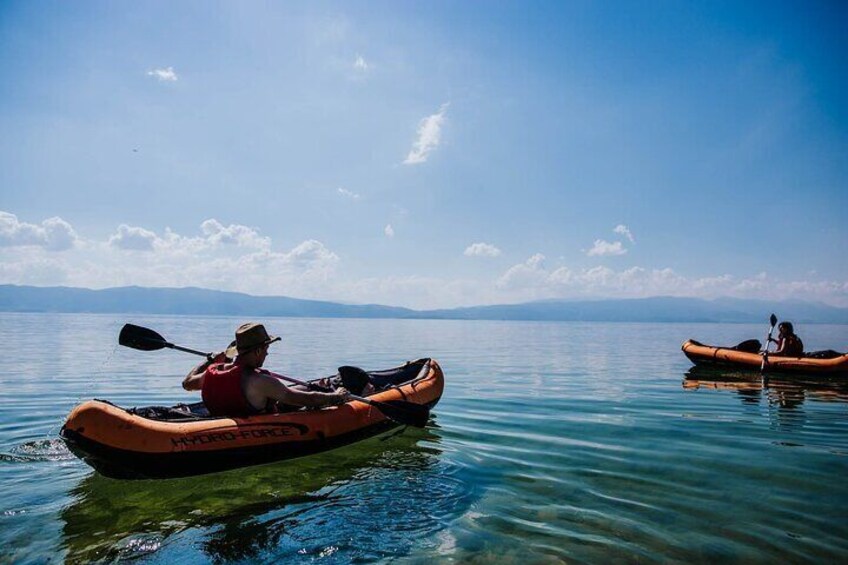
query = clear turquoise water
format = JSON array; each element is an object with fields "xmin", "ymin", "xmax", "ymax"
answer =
[{"xmin": 1, "ymin": 313, "xmax": 847, "ymax": 563}]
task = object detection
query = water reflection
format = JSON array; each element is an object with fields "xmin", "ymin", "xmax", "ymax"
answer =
[
  {"xmin": 60, "ymin": 425, "xmax": 470, "ymax": 563},
  {"xmin": 682, "ymin": 366, "xmax": 848, "ymax": 410},
  {"xmin": 683, "ymin": 366, "xmax": 848, "ymax": 439}
]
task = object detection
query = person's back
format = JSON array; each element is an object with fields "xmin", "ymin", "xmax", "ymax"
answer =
[
  {"xmin": 183, "ymin": 322, "xmax": 349, "ymax": 417},
  {"xmin": 201, "ymin": 358, "xmax": 258, "ymax": 416}
]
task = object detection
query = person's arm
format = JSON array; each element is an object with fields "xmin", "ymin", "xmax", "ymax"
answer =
[
  {"xmin": 182, "ymin": 362, "xmax": 207, "ymax": 391},
  {"xmin": 182, "ymin": 352, "xmax": 227, "ymax": 391},
  {"xmin": 254, "ymin": 374, "xmax": 350, "ymax": 408}
]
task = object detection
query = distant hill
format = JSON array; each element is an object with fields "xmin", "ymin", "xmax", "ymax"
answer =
[
  {"xmin": 1, "ymin": 284, "xmax": 846, "ymax": 324},
  {"xmin": 0, "ymin": 285, "xmax": 416, "ymax": 319},
  {"xmin": 421, "ymin": 296, "xmax": 848, "ymax": 324}
]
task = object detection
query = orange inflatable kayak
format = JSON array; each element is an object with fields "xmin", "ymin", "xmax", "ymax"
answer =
[
  {"xmin": 61, "ymin": 358, "xmax": 443, "ymax": 479},
  {"xmin": 682, "ymin": 340, "xmax": 848, "ymax": 376}
]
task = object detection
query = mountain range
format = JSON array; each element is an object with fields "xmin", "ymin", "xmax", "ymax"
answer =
[{"xmin": 1, "ymin": 284, "xmax": 846, "ymax": 324}]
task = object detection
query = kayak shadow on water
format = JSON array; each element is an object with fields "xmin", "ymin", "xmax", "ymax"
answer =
[{"xmin": 58, "ymin": 422, "xmax": 470, "ymax": 563}]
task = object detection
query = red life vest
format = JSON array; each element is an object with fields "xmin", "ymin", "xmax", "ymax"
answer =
[{"xmin": 201, "ymin": 360, "xmax": 258, "ymax": 417}]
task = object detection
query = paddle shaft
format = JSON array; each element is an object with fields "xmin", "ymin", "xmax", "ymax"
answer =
[
  {"xmin": 760, "ymin": 313, "xmax": 778, "ymax": 372},
  {"xmin": 167, "ymin": 343, "xmax": 212, "ymax": 357},
  {"xmin": 151, "ymin": 334, "xmax": 405, "ymax": 407},
  {"xmin": 264, "ymin": 370, "xmax": 377, "ymax": 406}
]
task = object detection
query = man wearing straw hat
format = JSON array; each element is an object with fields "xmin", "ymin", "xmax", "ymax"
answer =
[{"xmin": 183, "ymin": 322, "xmax": 349, "ymax": 417}]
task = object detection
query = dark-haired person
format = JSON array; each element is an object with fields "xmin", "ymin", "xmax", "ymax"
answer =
[
  {"xmin": 182, "ymin": 322, "xmax": 349, "ymax": 416},
  {"xmin": 768, "ymin": 321, "xmax": 804, "ymax": 357}
]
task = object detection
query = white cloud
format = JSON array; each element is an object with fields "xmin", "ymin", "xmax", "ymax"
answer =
[
  {"xmin": 586, "ymin": 239, "xmax": 626, "ymax": 256},
  {"xmin": 108, "ymin": 224, "xmax": 157, "ymax": 251},
  {"xmin": 404, "ymin": 103, "xmax": 449, "ymax": 165},
  {"xmin": 0, "ymin": 211, "xmax": 78, "ymax": 251},
  {"xmin": 613, "ymin": 224, "xmax": 635, "ymax": 243},
  {"xmin": 384, "ymin": 224, "xmax": 395, "ymax": 238},
  {"xmin": 353, "ymin": 55, "xmax": 370, "ymax": 71},
  {"xmin": 281, "ymin": 239, "xmax": 339, "ymax": 268},
  {"xmin": 107, "ymin": 220, "xmax": 271, "ymax": 254},
  {"xmin": 464, "ymin": 242, "xmax": 501, "ymax": 258},
  {"xmin": 0, "ymin": 212, "xmax": 43, "ymax": 247},
  {"xmin": 497, "ymin": 255, "xmax": 688, "ymax": 299},
  {"xmin": 497, "ymin": 254, "xmax": 548, "ymax": 290},
  {"xmin": 147, "ymin": 66, "xmax": 178, "ymax": 82},
  {"xmin": 200, "ymin": 219, "xmax": 270, "ymax": 249},
  {"xmin": 338, "ymin": 187, "xmax": 360, "ymax": 199},
  {"xmin": 41, "ymin": 217, "xmax": 77, "ymax": 251}
]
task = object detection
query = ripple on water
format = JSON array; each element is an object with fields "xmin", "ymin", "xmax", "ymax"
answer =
[
  {"xmin": 1, "ymin": 439, "xmax": 75, "ymax": 463},
  {"xmin": 268, "ymin": 451, "xmax": 475, "ymax": 561},
  {"xmin": 2, "ymin": 316, "xmax": 848, "ymax": 563}
]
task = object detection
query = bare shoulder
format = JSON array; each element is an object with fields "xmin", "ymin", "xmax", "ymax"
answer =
[{"xmin": 247, "ymin": 370, "xmax": 286, "ymax": 392}]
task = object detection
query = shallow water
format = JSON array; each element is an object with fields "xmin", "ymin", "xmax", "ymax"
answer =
[{"xmin": 1, "ymin": 313, "xmax": 847, "ymax": 563}]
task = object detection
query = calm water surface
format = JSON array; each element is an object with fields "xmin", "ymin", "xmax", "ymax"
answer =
[{"xmin": 1, "ymin": 313, "xmax": 847, "ymax": 563}]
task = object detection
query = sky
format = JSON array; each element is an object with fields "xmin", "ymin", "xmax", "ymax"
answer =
[{"xmin": 1, "ymin": 0, "xmax": 846, "ymax": 309}]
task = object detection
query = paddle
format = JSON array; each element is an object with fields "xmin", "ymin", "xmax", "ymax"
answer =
[
  {"xmin": 760, "ymin": 313, "xmax": 778, "ymax": 373},
  {"xmin": 119, "ymin": 323, "xmax": 212, "ymax": 357},
  {"xmin": 118, "ymin": 323, "xmax": 430, "ymax": 428},
  {"xmin": 264, "ymin": 370, "xmax": 430, "ymax": 428}
]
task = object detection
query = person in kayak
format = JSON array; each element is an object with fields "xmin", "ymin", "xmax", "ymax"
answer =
[
  {"xmin": 182, "ymin": 322, "xmax": 350, "ymax": 416},
  {"xmin": 768, "ymin": 321, "xmax": 804, "ymax": 357}
]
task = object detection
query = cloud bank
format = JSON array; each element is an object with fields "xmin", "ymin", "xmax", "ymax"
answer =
[
  {"xmin": 1, "ymin": 211, "xmax": 845, "ymax": 309},
  {"xmin": 0, "ymin": 211, "xmax": 78, "ymax": 251},
  {"xmin": 0, "ymin": 212, "xmax": 338, "ymax": 300},
  {"xmin": 495, "ymin": 254, "xmax": 848, "ymax": 307}
]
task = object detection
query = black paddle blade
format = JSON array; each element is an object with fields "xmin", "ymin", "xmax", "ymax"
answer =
[
  {"xmin": 769, "ymin": 313, "xmax": 778, "ymax": 327},
  {"xmin": 119, "ymin": 324, "xmax": 168, "ymax": 351},
  {"xmin": 372, "ymin": 399, "xmax": 431, "ymax": 428}
]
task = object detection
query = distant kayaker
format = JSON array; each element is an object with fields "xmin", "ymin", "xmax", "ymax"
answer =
[
  {"xmin": 768, "ymin": 321, "xmax": 804, "ymax": 357},
  {"xmin": 182, "ymin": 322, "xmax": 350, "ymax": 416}
]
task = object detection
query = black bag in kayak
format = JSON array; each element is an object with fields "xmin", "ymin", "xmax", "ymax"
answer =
[{"xmin": 731, "ymin": 339, "xmax": 762, "ymax": 353}]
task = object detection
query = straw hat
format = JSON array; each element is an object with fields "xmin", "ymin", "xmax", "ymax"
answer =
[{"xmin": 233, "ymin": 322, "xmax": 281, "ymax": 355}]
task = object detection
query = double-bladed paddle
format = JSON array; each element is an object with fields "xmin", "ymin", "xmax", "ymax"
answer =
[
  {"xmin": 119, "ymin": 323, "xmax": 212, "ymax": 356},
  {"xmin": 760, "ymin": 313, "xmax": 778, "ymax": 373},
  {"xmin": 118, "ymin": 323, "xmax": 430, "ymax": 428}
]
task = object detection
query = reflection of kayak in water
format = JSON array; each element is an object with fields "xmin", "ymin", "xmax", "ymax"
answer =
[
  {"xmin": 682, "ymin": 339, "xmax": 848, "ymax": 376},
  {"xmin": 61, "ymin": 359, "xmax": 443, "ymax": 479},
  {"xmin": 683, "ymin": 365, "xmax": 848, "ymax": 400},
  {"xmin": 60, "ymin": 425, "xmax": 455, "ymax": 563},
  {"xmin": 683, "ymin": 366, "xmax": 848, "ymax": 413}
]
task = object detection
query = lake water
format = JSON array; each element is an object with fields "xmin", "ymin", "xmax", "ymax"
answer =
[{"xmin": 1, "ymin": 313, "xmax": 847, "ymax": 563}]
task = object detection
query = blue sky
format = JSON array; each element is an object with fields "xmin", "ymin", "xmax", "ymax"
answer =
[{"xmin": 1, "ymin": 1, "xmax": 846, "ymax": 308}]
